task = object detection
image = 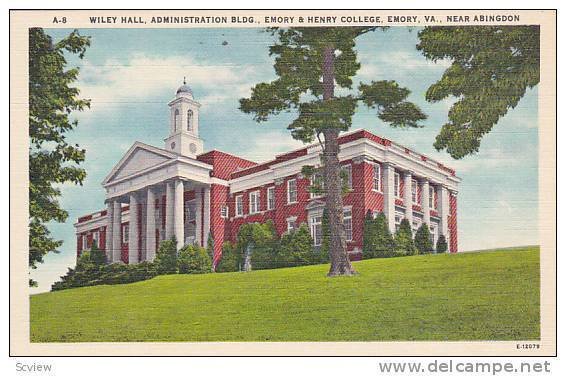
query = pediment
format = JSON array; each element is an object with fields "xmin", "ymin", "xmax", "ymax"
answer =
[
  {"xmin": 305, "ymin": 199, "xmax": 326, "ymax": 211},
  {"xmin": 103, "ymin": 143, "xmax": 175, "ymax": 185}
]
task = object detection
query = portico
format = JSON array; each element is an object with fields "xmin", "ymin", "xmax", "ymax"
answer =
[{"xmin": 104, "ymin": 177, "xmax": 212, "ymax": 263}]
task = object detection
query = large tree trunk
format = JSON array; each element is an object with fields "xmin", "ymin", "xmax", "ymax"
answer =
[{"xmin": 322, "ymin": 46, "xmax": 356, "ymax": 277}]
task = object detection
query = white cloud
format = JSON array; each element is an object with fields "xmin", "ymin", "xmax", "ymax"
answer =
[
  {"xmin": 76, "ymin": 53, "xmax": 258, "ymax": 112},
  {"xmin": 357, "ymin": 51, "xmax": 452, "ymax": 80},
  {"xmin": 235, "ymin": 131, "xmax": 306, "ymax": 163}
]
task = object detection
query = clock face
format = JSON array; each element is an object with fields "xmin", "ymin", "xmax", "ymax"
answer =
[
  {"xmin": 170, "ymin": 142, "xmax": 176, "ymax": 150},
  {"xmin": 190, "ymin": 143, "xmax": 197, "ymax": 154}
]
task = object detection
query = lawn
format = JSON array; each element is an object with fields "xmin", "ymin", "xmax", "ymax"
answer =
[{"xmin": 30, "ymin": 246, "xmax": 540, "ymax": 342}]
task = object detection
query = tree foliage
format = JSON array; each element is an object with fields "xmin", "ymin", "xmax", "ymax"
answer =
[
  {"xmin": 277, "ymin": 224, "xmax": 317, "ymax": 267},
  {"xmin": 154, "ymin": 238, "xmax": 178, "ymax": 275},
  {"xmin": 29, "ymin": 28, "xmax": 91, "ymax": 286},
  {"xmin": 177, "ymin": 244, "xmax": 212, "ymax": 274},
  {"xmin": 436, "ymin": 235, "xmax": 448, "ymax": 254},
  {"xmin": 394, "ymin": 219, "xmax": 418, "ymax": 257},
  {"xmin": 240, "ymin": 27, "xmax": 426, "ymax": 276},
  {"xmin": 363, "ymin": 211, "xmax": 395, "ymax": 259},
  {"xmin": 414, "ymin": 223, "xmax": 433, "ymax": 254},
  {"xmin": 240, "ymin": 28, "xmax": 427, "ymax": 144},
  {"xmin": 417, "ymin": 26, "xmax": 540, "ymax": 159}
]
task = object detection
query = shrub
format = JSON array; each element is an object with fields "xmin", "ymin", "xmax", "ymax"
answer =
[
  {"xmin": 364, "ymin": 211, "xmax": 395, "ymax": 259},
  {"xmin": 436, "ymin": 235, "xmax": 448, "ymax": 254},
  {"xmin": 216, "ymin": 241, "xmax": 240, "ymax": 272},
  {"xmin": 51, "ymin": 257, "xmax": 157, "ymax": 291},
  {"xmin": 154, "ymin": 238, "xmax": 178, "ymax": 274},
  {"xmin": 414, "ymin": 223, "xmax": 434, "ymax": 254},
  {"xmin": 394, "ymin": 218, "xmax": 417, "ymax": 257},
  {"xmin": 373, "ymin": 212, "xmax": 395, "ymax": 258},
  {"xmin": 236, "ymin": 222, "xmax": 276, "ymax": 271},
  {"xmin": 89, "ymin": 243, "xmax": 107, "ymax": 266},
  {"xmin": 362, "ymin": 210, "xmax": 378, "ymax": 259},
  {"xmin": 277, "ymin": 224, "xmax": 316, "ymax": 267},
  {"xmin": 177, "ymin": 244, "xmax": 212, "ymax": 274}
]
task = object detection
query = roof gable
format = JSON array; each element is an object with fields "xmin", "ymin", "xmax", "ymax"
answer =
[{"xmin": 103, "ymin": 142, "xmax": 176, "ymax": 185}]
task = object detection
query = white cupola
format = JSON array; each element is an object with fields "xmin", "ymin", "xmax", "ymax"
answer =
[{"xmin": 164, "ymin": 78, "xmax": 204, "ymax": 158}]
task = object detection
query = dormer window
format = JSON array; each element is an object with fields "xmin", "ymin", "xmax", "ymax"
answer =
[
  {"xmin": 187, "ymin": 110, "xmax": 193, "ymax": 132},
  {"xmin": 174, "ymin": 109, "xmax": 180, "ymax": 132}
]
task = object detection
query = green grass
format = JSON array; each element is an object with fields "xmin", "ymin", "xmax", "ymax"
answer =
[{"xmin": 30, "ymin": 246, "xmax": 540, "ymax": 342}]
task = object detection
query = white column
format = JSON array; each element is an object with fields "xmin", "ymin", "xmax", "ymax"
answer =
[
  {"xmin": 165, "ymin": 181, "xmax": 175, "ymax": 240},
  {"xmin": 112, "ymin": 200, "xmax": 122, "ymax": 263},
  {"xmin": 383, "ymin": 163, "xmax": 396, "ymax": 234},
  {"xmin": 105, "ymin": 201, "xmax": 114, "ymax": 262},
  {"xmin": 422, "ymin": 180, "xmax": 431, "ymax": 226},
  {"xmin": 146, "ymin": 187, "xmax": 156, "ymax": 261},
  {"xmin": 438, "ymin": 185, "xmax": 449, "ymax": 240},
  {"xmin": 203, "ymin": 186, "xmax": 211, "ymax": 247},
  {"xmin": 403, "ymin": 171, "xmax": 413, "ymax": 225},
  {"xmin": 195, "ymin": 187, "xmax": 202, "ymax": 246},
  {"xmin": 174, "ymin": 180, "xmax": 185, "ymax": 250},
  {"xmin": 129, "ymin": 193, "xmax": 139, "ymax": 264}
]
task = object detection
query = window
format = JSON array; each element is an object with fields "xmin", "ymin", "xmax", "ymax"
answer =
[
  {"xmin": 341, "ymin": 164, "xmax": 353, "ymax": 190},
  {"xmin": 310, "ymin": 215, "xmax": 323, "ymax": 246},
  {"xmin": 287, "ymin": 179, "xmax": 297, "ymax": 203},
  {"xmin": 185, "ymin": 201, "xmax": 196, "ymax": 221},
  {"xmin": 372, "ymin": 164, "xmax": 381, "ymax": 191},
  {"xmin": 220, "ymin": 206, "xmax": 229, "ymax": 218},
  {"xmin": 235, "ymin": 195, "xmax": 243, "ymax": 217},
  {"xmin": 394, "ymin": 172, "xmax": 401, "ymax": 198},
  {"xmin": 411, "ymin": 179, "xmax": 418, "ymax": 204},
  {"xmin": 122, "ymin": 224, "xmax": 129, "ymax": 244},
  {"xmin": 429, "ymin": 223, "xmax": 438, "ymax": 246},
  {"xmin": 343, "ymin": 208, "xmax": 353, "ymax": 242},
  {"xmin": 287, "ymin": 217, "xmax": 298, "ymax": 233},
  {"xmin": 310, "ymin": 172, "xmax": 324, "ymax": 199},
  {"xmin": 412, "ymin": 218, "xmax": 422, "ymax": 236},
  {"xmin": 82, "ymin": 235, "xmax": 87, "ymax": 250},
  {"xmin": 429, "ymin": 186, "xmax": 435, "ymax": 209},
  {"xmin": 187, "ymin": 109, "xmax": 193, "ymax": 131},
  {"xmin": 174, "ymin": 109, "xmax": 180, "ymax": 132},
  {"xmin": 92, "ymin": 231, "xmax": 99, "ymax": 248},
  {"xmin": 267, "ymin": 187, "xmax": 275, "ymax": 210},
  {"xmin": 249, "ymin": 191, "xmax": 260, "ymax": 214}
]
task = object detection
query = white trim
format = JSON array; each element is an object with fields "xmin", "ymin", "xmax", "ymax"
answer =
[
  {"xmin": 429, "ymin": 185, "xmax": 436, "ymax": 209},
  {"xmin": 394, "ymin": 172, "xmax": 401, "ymax": 199},
  {"xmin": 249, "ymin": 190, "xmax": 260, "ymax": 215},
  {"xmin": 220, "ymin": 205, "xmax": 229, "ymax": 219},
  {"xmin": 287, "ymin": 179, "xmax": 297, "ymax": 204},
  {"xmin": 341, "ymin": 164, "xmax": 353, "ymax": 190},
  {"xmin": 235, "ymin": 195, "xmax": 244, "ymax": 217},
  {"xmin": 343, "ymin": 206, "xmax": 353, "ymax": 242},
  {"xmin": 228, "ymin": 133, "xmax": 460, "ymax": 194},
  {"xmin": 411, "ymin": 178, "xmax": 418, "ymax": 204},
  {"xmin": 372, "ymin": 163, "xmax": 381, "ymax": 192},
  {"xmin": 267, "ymin": 186, "xmax": 275, "ymax": 210},
  {"xmin": 122, "ymin": 224, "xmax": 129, "ymax": 244},
  {"xmin": 286, "ymin": 216, "xmax": 298, "ymax": 233}
]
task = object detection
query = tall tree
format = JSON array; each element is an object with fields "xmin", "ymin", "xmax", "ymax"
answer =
[
  {"xmin": 29, "ymin": 28, "xmax": 91, "ymax": 286},
  {"xmin": 417, "ymin": 26, "xmax": 540, "ymax": 159},
  {"xmin": 240, "ymin": 28, "xmax": 426, "ymax": 276}
]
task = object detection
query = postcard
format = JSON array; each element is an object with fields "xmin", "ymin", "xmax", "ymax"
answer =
[{"xmin": 9, "ymin": 9, "xmax": 556, "ymax": 356}]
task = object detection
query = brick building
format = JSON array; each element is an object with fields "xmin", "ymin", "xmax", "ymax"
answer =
[{"xmin": 75, "ymin": 82, "xmax": 461, "ymax": 267}]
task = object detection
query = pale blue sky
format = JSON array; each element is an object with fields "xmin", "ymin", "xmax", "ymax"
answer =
[{"xmin": 30, "ymin": 27, "xmax": 538, "ymax": 292}]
